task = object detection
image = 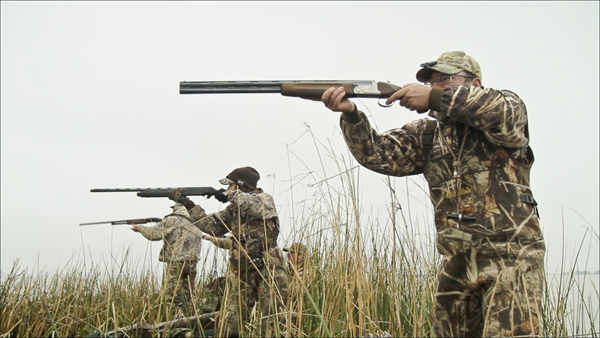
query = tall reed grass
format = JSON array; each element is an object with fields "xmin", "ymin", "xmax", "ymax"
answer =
[{"xmin": 1, "ymin": 133, "xmax": 598, "ymax": 337}]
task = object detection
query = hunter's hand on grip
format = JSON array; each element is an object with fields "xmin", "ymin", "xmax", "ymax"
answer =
[
  {"xmin": 206, "ymin": 188, "xmax": 228, "ymax": 203},
  {"xmin": 214, "ymin": 189, "xmax": 228, "ymax": 203}
]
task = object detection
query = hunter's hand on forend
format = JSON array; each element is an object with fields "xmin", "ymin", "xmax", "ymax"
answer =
[
  {"xmin": 168, "ymin": 188, "xmax": 185, "ymax": 203},
  {"xmin": 168, "ymin": 188, "xmax": 196, "ymax": 209},
  {"xmin": 321, "ymin": 87, "xmax": 356, "ymax": 113}
]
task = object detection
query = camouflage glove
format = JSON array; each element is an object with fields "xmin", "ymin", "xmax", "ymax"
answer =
[
  {"xmin": 168, "ymin": 188, "xmax": 196, "ymax": 210},
  {"xmin": 206, "ymin": 188, "xmax": 228, "ymax": 203}
]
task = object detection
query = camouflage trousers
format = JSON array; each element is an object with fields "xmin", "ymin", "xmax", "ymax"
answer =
[
  {"xmin": 218, "ymin": 257, "xmax": 289, "ymax": 337},
  {"xmin": 433, "ymin": 239, "xmax": 546, "ymax": 337},
  {"xmin": 165, "ymin": 260, "xmax": 197, "ymax": 317}
]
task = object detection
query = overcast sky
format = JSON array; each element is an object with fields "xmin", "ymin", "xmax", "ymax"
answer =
[{"xmin": 2, "ymin": 2, "xmax": 599, "ymax": 277}]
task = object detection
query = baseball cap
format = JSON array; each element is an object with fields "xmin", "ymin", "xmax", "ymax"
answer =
[{"xmin": 416, "ymin": 51, "xmax": 482, "ymax": 82}]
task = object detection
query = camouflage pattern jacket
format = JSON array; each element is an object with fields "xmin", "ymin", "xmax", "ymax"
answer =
[
  {"xmin": 189, "ymin": 188, "xmax": 284, "ymax": 273},
  {"xmin": 137, "ymin": 209, "xmax": 202, "ymax": 262},
  {"xmin": 341, "ymin": 85, "xmax": 543, "ymax": 256}
]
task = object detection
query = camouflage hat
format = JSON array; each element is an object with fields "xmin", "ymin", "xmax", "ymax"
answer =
[
  {"xmin": 416, "ymin": 51, "xmax": 482, "ymax": 82},
  {"xmin": 283, "ymin": 242, "xmax": 308, "ymax": 254},
  {"xmin": 170, "ymin": 203, "xmax": 189, "ymax": 216},
  {"xmin": 219, "ymin": 166, "xmax": 260, "ymax": 189}
]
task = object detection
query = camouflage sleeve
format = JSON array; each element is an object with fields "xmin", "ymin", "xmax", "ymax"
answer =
[
  {"xmin": 435, "ymin": 86, "xmax": 529, "ymax": 148},
  {"xmin": 188, "ymin": 205, "xmax": 230, "ymax": 237},
  {"xmin": 207, "ymin": 236, "xmax": 232, "ymax": 250},
  {"xmin": 227, "ymin": 190, "xmax": 279, "ymax": 220},
  {"xmin": 137, "ymin": 218, "xmax": 176, "ymax": 241},
  {"xmin": 340, "ymin": 111, "xmax": 430, "ymax": 177}
]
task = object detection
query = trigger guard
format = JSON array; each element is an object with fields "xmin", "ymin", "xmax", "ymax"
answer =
[{"xmin": 378, "ymin": 99, "xmax": 393, "ymax": 108}]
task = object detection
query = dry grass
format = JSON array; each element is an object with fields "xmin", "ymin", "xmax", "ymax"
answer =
[{"xmin": 2, "ymin": 134, "xmax": 598, "ymax": 337}]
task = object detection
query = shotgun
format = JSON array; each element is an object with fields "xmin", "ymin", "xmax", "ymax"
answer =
[
  {"xmin": 79, "ymin": 217, "xmax": 162, "ymax": 226},
  {"xmin": 90, "ymin": 187, "xmax": 220, "ymax": 198},
  {"xmin": 179, "ymin": 80, "xmax": 402, "ymax": 105}
]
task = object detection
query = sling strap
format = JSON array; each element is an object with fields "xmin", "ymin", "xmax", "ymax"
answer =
[{"xmin": 422, "ymin": 119, "xmax": 438, "ymax": 161}]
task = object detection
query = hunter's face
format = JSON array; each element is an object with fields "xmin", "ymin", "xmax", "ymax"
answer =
[
  {"xmin": 227, "ymin": 183, "xmax": 238, "ymax": 193},
  {"xmin": 427, "ymin": 71, "xmax": 465, "ymax": 88},
  {"xmin": 427, "ymin": 70, "xmax": 480, "ymax": 88},
  {"xmin": 287, "ymin": 252, "xmax": 304, "ymax": 265}
]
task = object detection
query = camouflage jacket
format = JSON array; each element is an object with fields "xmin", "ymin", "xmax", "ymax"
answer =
[
  {"xmin": 137, "ymin": 211, "xmax": 202, "ymax": 262},
  {"xmin": 188, "ymin": 188, "xmax": 285, "ymax": 273},
  {"xmin": 341, "ymin": 85, "xmax": 543, "ymax": 255}
]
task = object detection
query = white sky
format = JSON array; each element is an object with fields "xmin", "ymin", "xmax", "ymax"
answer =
[{"xmin": 1, "ymin": 2, "xmax": 599, "ymax": 276}]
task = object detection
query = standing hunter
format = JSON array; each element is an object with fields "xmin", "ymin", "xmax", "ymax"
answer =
[
  {"xmin": 316, "ymin": 51, "xmax": 545, "ymax": 337},
  {"xmin": 131, "ymin": 203, "xmax": 202, "ymax": 317},
  {"xmin": 168, "ymin": 166, "xmax": 289, "ymax": 337}
]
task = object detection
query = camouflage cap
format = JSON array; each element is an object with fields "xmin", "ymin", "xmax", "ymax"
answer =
[
  {"xmin": 170, "ymin": 202, "xmax": 189, "ymax": 216},
  {"xmin": 219, "ymin": 166, "xmax": 260, "ymax": 189},
  {"xmin": 416, "ymin": 51, "xmax": 482, "ymax": 82},
  {"xmin": 283, "ymin": 242, "xmax": 308, "ymax": 254},
  {"xmin": 218, "ymin": 178, "xmax": 235, "ymax": 185}
]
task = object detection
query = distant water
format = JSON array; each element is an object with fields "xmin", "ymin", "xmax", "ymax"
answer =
[{"xmin": 546, "ymin": 273, "xmax": 599, "ymax": 335}]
